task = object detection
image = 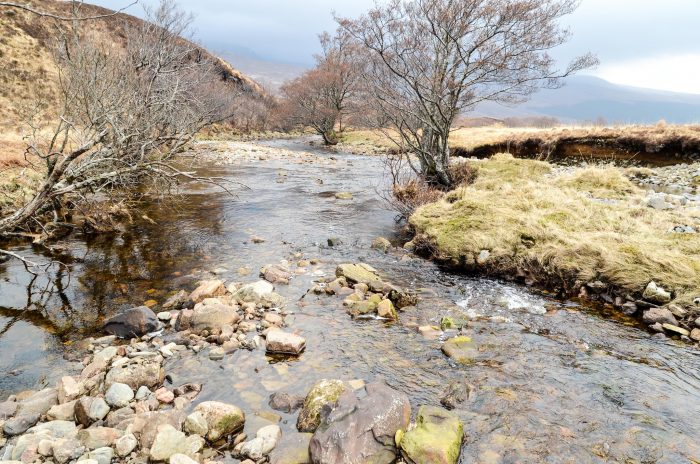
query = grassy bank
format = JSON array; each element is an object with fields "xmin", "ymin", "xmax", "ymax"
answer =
[
  {"xmin": 409, "ymin": 154, "xmax": 700, "ymax": 312},
  {"xmin": 339, "ymin": 124, "xmax": 700, "ymax": 163}
]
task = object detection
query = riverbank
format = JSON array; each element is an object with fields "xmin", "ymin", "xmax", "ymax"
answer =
[
  {"xmin": 410, "ymin": 153, "xmax": 700, "ymax": 341},
  {"xmin": 337, "ymin": 124, "xmax": 700, "ymax": 164}
]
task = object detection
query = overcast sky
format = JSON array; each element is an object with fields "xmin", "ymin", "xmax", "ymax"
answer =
[{"xmin": 92, "ymin": 0, "xmax": 700, "ymax": 94}]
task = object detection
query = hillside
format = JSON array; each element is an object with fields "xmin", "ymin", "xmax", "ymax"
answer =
[{"xmin": 0, "ymin": 0, "xmax": 262, "ymax": 140}]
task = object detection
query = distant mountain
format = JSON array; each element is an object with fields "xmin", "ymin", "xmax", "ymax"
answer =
[
  {"xmin": 213, "ymin": 51, "xmax": 700, "ymax": 124},
  {"xmin": 221, "ymin": 53, "xmax": 307, "ymax": 94},
  {"xmin": 473, "ymin": 75, "xmax": 700, "ymax": 124}
]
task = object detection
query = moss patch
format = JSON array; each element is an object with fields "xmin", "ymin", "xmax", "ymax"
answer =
[{"xmin": 410, "ymin": 154, "xmax": 700, "ymax": 308}]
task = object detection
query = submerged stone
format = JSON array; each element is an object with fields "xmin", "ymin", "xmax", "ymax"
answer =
[
  {"xmin": 336, "ymin": 263, "xmax": 382, "ymax": 285},
  {"xmin": 441, "ymin": 336, "xmax": 477, "ymax": 364}
]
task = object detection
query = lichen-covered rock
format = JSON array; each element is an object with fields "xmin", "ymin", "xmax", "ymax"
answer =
[
  {"xmin": 371, "ymin": 237, "xmax": 392, "ymax": 252},
  {"xmin": 377, "ymin": 299, "xmax": 398, "ymax": 320},
  {"xmin": 194, "ymin": 401, "xmax": 245, "ymax": 442},
  {"xmin": 296, "ymin": 379, "xmax": 347, "ymax": 433},
  {"xmin": 309, "ymin": 382, "xmax": 411, "ymax": 464},
  {"xmin": 336, "ymin": 263, "xmax": 382, "ymax": 285},
  {"xmin": 399, "ymin": 406, "xmax": 463, "ymax": 464},
  {"xmin": 441, "ymin": 336, "xmax": 477, "ymax": 364},
  {"xmin": 642, "ymin": 281, "xmax": 672, "ymax": 304}
]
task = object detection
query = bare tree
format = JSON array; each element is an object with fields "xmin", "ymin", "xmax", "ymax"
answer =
[
  {"xmin": 338, "ymin": 0, "xmax": 597, "ymax": 186},
  {"xmin": 0, "ymin": 0, "xmax": 237, "ymax": 238},
  {"xmin": 279, "ymin": 28, "xmax": 361, "ymax": 145}
]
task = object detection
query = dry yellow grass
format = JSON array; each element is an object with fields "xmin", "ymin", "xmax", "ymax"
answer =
[
  {"xmin": 340, "ymin": 123, "xmax": 700, "ymax": 161},
  {"xmin": 410, "ymin": 153, "xmax": 700, "ymax": 309}
]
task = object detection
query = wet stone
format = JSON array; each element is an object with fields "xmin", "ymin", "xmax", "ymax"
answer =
[
  {"xmin": 103, "ymin": 306, "xmax": 160, "ymax": 339},
  {"xmin": 269, "ymin": 392, "xmax": 304, "ymax": 413}
]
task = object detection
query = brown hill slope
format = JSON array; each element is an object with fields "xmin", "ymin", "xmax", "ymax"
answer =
[{"xmin": 0, "ymin": 0, "xmax": 262, "ymax": 161}]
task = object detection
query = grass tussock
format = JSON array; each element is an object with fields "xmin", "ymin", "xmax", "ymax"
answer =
[{"xmin": 410, "ymin": 154, "xmax": 700, "ymax": 307}]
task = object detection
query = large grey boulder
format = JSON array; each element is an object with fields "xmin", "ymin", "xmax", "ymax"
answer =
[
  {"xmin": 309, "ymin": 382, "xmax": 411, "ymax": 464},
  {"xmin": 103, "ymin": 306, "xmax": 160, "ymax": 338}
]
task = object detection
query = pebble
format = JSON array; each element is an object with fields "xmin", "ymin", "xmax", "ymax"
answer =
[{"xmin": 209, "ymin": 347, "xmax": 225, "ymax": 361}]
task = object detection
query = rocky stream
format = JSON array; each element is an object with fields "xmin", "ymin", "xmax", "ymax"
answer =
[{"xmin": 1, "ymin": 138, "xmax": 700, "ymax": 463}]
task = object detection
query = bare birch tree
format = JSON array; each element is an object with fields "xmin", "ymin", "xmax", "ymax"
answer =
[
  {"xmin": 279, "ymin": 28, "xmax": 361, "ymax": 145},
  {"xmin": 0, "ymin": 0, "xmax": 236, "ymax": 238},
  {"xmin": 338, "ymin": 0, "xmax": 597, "ymax": 186}
]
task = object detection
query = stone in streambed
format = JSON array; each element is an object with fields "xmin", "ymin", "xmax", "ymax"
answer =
[
  {"xmin": 105, "ymin": 383, "xmax": 134, "ymax": 408},
  {"xmin": 190, "ymin": 299, "xmax": 241, "ymax": 332},
  {"xmin": 3, "ymin": 412, "xmax": 40, "ymax": 435},
  {"xmin": 268, "ymin": 392, "xmax": 304, "ymax": 413},
  {"xmin": 336, "ymin": 263, "xmax": 382, "ymax": 285},
  {"xmin": 297, "ymin": 379, "xmax": 347, "ymax": 433},
  {"xmin": 189, "ymin": 279, "xmax": 225, "ymax": 303},
  {"xmin": 399, "ymin": 406, "xmax": 463, "ymax": 464},
  {"xmin": 371, "ymin": 237, "xmax": 392, "ymax": 252},
  {"xmin": 261, "ymin": 264, "xmax": 293, "ymax": 284},
  {"xmin": 266, "ymin": 330, "xmax": 306, "ymax": 355},
  {"xmin": 77, "ymin": 427, "xmax": 124, "ymax": 450},
  {"xmin": 150, "ymin": 424, "xmax": 204, "ymax": 461},
  {"xmin": 239, "ymin": 424, "xmax": 282, "ymax": 459},
  {"xmin": 441, "ymin": 336, "xmax": 477, "ymax": 364},
  {"xmin": 377, "ymin": 299, "xmax": 398, "ymax": 320},
  {"xmin": 268, "ymin": 432, "xmax": 312, "ymax": 464},
  {"xmin": 103, "ymin": 306, "xmax": 160, "ymax": 338},
  {"xmin": 194, "ymin": 401, "xmax": 245, "ymax": 442},
  {"xmin": 105, "ymin": 357, "xmax": 165, "ymax": 390},
  {"xmin": 309, "ymin": 382, "xmax": 411, "ymax": 464}
]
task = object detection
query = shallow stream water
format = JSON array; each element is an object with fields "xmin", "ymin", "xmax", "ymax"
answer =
[{"xmin": 1, "ymin": 138, "xmax": 700, "ymax": 463}]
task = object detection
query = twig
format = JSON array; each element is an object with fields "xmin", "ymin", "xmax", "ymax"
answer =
[{"xmin": 0, "ymin": 1, "xmax": 139, "ymax": 21}]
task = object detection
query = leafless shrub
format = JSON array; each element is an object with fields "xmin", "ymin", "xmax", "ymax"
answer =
[
  {"xmin": 278, "ymin": 28, "xmax": 362, "ymax": 145},
  {"xmin": 0, "ymin": 0, "xmax": 238, "ymax": 238}
]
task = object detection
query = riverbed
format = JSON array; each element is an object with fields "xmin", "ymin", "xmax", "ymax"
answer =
[{"xmin": 2, "ymin": 138, "xmax": 700, "ymax": 462}]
